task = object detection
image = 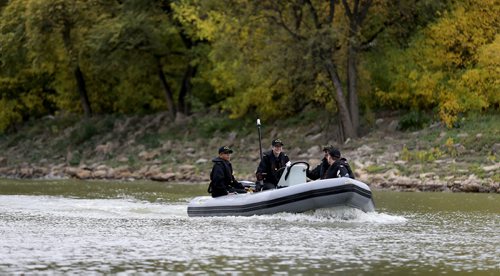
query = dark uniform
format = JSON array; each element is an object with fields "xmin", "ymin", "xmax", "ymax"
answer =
[
  {"xmin": 322, "ymin": 158, "xmax": 355, "ymax": 179},
  {"xmin": 208, "ymin": 156, "xmax": 246, "ymax": 197},
  {"xmin": 256, "ymin": 149, "xmax": 290, "ymax": 190},
  {"xmin": 306, "ymin": 158, "xmax": 329, "ymax": 180}
]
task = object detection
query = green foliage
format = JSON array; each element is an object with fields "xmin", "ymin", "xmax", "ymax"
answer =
[
  {"xmin": 137, "ymin": 134, "xmax": 161, "ymax": 149},
  {"xmin": 1, "ymin": 0, "xmax": 213, "ymax": 130},
  {"xmin": 66, "ymin": 116, "xmax": 115, "ymax": 146},
  {"xmin": 468, "ymin": 164, "xmax": 486, "ymax": 178},
  {"xmin": 94, "ymin": 116, "xmax": 116, "ymax": 132},
  {"xmin": 0, "ymin": 97, "xmax": 22, "ymax": 132},
  {"xmin": 0, "ymin": 2, "xmax": 57, "ymax": 133},
  {"xmin": 1, "ymin": 0, "xmax": 498, "ymax": 135},
  {"xmin": 68, "ymin": 150, "xmax": 82, "ymax": 166},
  {"xmin": 444, "ymin": 137, "xmax": 458, "ymax": 157},
  {"xmin": 397, "ymin": 112, "xmax": 500, "ymax": 163},
  {"xmin": 69, "ymin": 121, "xmax": 98, "ymax": 145},
  {"xmin": 397, "ymin": 111, "xmax": 431, "ymax": 131},
  {"xmin": 173, "ymin": 1, "xmax": 352, "ymax": 120},
  {"xmin": 401, "ymin": 145, "xmax": 444, "ymax": 162},
  {"xmin": 46, "ymin": 114, "xmax": 79, "ymax": 135},
  {"xmin": 372, "ymin": 0, "xmax": 500, "ymax": 127},
  {"xmin": 365, "ymin": 165, "xmax": 387, "ymax": 174},
  {"xmin": 192, "ymin": 115, "xmax": 253, "ymax": 137},
  {"xmin": 279, "ymin": 108, "xmax": 324, "ymax": 128},
  {"xmin": 0, "ymin": 73, "xmax": 56, "ymax": 133},
  {"xmin": 492, "ymin": 173, "xmax": 500, "ymax": 183},
  {"xmin": 401, "ymin": 145, "xmax": 411, "ymax": 161}
]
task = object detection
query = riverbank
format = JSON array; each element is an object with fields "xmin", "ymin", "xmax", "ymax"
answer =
[{"xmin": 0, "ymin": 111, "xmax": 499, "ymax": 193}]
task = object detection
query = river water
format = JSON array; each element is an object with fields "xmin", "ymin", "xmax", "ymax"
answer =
[{"xmin": 0, "ymin": 179, "xmax": 499, "ymax": 275}]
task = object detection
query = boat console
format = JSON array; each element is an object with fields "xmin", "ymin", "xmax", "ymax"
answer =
[{"xmin": 277, "ymin": 161, "xmax": 309, "ymax": 188}]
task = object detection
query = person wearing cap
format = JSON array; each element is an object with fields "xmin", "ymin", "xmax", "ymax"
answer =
[
  {"xmin": 255, "ymin": 138, "xmax": 290, "ymax": 190},
  {"xmin": 306, "ymin": 145, "xmax": 333, "ymax": 180},
  {"xmin": 208, "ymin": 146, "xmax": 246, "ymax": 197},
  {"xmin": 322, "ymin": 148, "xmax": 355, "ymax": 179}
]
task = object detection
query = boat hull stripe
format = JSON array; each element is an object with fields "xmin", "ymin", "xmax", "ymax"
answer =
[{"xmin": 188, "ymin": 183, "xmax": 372, "ymax": 216}]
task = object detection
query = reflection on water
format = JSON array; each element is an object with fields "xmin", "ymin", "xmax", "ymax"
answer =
[{"xmin": 0, "ymin": 181, "xmax": 499, "ymax": 274}]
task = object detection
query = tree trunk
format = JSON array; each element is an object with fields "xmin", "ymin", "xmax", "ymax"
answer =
[
  {"xmin": 347, "ymin": 39, "xmax": 360, "ymax": 132},
  {"xmin": 156, "ymin": 57, "xmax": 176, "ymax": 119},
  {"xmin": 342, "ymin": 0, "xmax": 373, "ymax": 134},
  {"xmin": 324, "ymin": 59, "xmax": 357, "ymax": 139},
  {"xmin": 74, "ymin": 65, "xmax": 92, "ymax": 117},
  {"xmin": 61, "ymin": 19, "xmax": 92, "ymax": 117},
  {"xmin": 308, "ymin": 0, "xmax": 359, "ymax": 140},
  {"xmin": 177, "ymin": 64, "xmax": 197, "ymax": 115}
]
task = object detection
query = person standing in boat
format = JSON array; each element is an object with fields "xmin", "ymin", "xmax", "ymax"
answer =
[
  {"xmin": 255, "ymin": 138, "xmax": 290, "ymax": 190},
  {"xmin": 208, "ymin": 146, "xmax": 246, "ymax": 197},
  {"xmin": 322, "ymin": 148, "xmax": 355, "ymax": 179},
  {"xmin": 307, "ymin": 145, "xmax": 333, "ymax": 180}
]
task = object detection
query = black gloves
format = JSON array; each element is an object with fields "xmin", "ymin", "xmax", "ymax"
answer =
[
  {"xmin": 255, "ymin": 181, "xmax": 263, "ymax": 192},
  {"xmin": 256, "ymin": 172, "xmax": 264, "ymax": 181}
]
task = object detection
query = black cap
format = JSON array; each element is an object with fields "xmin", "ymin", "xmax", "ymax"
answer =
[
  {"xmin": 328, "ymin": 148, "xmax": 341, "ymax": 158},
  {"xmin": 218, "ymin": 146, "xmax": 233, "ymax": 154},
  {"xmin": 272, "ymin": 139, "xmax": 284, "ymax": 146}
]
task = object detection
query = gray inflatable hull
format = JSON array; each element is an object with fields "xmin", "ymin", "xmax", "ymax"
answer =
[{"xmin": 187, "ymin": 178, "xmax": 375, "ymax": 217}]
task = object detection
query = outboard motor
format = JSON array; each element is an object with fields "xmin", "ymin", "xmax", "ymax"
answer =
[{"xmin": 277, "ymin": 161, "xmax": 309, "ymax": 188}]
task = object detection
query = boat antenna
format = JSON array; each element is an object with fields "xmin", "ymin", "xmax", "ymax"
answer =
[{"xmin": 257, "ymin": 118, "xmax": 263, "ymax": 162}]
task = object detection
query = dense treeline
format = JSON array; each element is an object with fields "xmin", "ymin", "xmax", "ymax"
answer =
[{"xmin": 1, "ymin": 0, "xmax": 498, "ymax": 139}]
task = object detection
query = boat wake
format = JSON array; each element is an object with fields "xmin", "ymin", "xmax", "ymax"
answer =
[
  {"xmin": 314, "ymin": 207, "xmax": 407, "ymax": 224},
  {"xmin": 0, "ymin": 195, "xmax": 188, "ymax": 219},
  {"xmin": 265, "ymin": 207, "xmax": 407, "ymax": 224},
  {"xmin": 0, "ymin": 195, "xmax": 406, "ymax": 224}
]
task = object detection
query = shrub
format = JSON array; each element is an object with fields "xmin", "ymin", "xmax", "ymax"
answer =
[
  {"xmin": 69, "ymin": 122, "xmax": 98, "ymax": 145},
  {"xmin": 397, "ymin": 111, "xmax": 430, "ymax": 131}
]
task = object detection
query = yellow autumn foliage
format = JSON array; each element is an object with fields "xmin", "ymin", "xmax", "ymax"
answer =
[{"xmin": 377, "ymin": 0, "xmax": 500, "ymax": 127}]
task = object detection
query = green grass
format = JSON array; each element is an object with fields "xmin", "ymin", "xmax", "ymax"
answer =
[
  {"xmin": 401, "ymin": 112, "xmax": 499, "ymax": 159},
  {"xmin": 365, "ymin": 164, "xmax": 388, "ymax": 173},
  {"xmin": 492, "ymin": 173, "xmax": 500, "ymax": 183},
  {"xmin": 136, "ymin": 134, "xmax": 161, "ymax": 149},
  {"xmin": 468, "ymin": 164, "xmax": 486, "ymax": 178}
]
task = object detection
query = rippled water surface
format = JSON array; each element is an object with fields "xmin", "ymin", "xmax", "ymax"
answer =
[{"xmin": 0, "ymin": 180, "xmax": 499, "ymax": 274}]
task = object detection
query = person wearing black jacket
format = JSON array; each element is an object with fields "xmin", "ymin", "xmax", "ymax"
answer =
[
  {"xmin": 255, "ymin": 139, "xmax": 290, "ymax": 190},
  {"xmin": 307, "ymin": 145, "xmax": 333, "ymax": 180},
  {"xmin": 322, "ymin": 148, "xmax": 355, "ymax": 179},
  {"xmin": 208, "ymin": 146, "xmax": 246, "ymax": 198}
]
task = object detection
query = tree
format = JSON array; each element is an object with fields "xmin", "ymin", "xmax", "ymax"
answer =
[
  {"xmin": 0, "ymin": 0, "xmax": 56, "ymax": 132},
  {"xmin": 173, "ymin": 0, "xmax": 405, "ymax": 140},
  {"xmin": 88, "ymin": 0, "xmax": 207, "ymax": 119},
  {"xmin": 25, "ymin": 0, "xmax": 94, "ymax": 117},
  {"xmin": 1, "ymin": 0, "xmax": 212, "ymax": 131},
  {"xmin": 342, "ymin": 0, "xmax": 373, "ymax": 134},
  {"xmin": 373, "ymin": 0, "xmax": 500, "ymax": 127}
]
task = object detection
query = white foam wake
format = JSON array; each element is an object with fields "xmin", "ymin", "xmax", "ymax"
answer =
[{"xmin": 0, "ymin": 195, "xmax": 187, "ymax": 219}]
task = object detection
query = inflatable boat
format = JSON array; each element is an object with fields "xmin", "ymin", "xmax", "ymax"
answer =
[{"xmin": 187, "ymin": 162, "xmax": 375, "ymax": 217}]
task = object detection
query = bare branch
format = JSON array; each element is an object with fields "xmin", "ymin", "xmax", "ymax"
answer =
[
  {"xmin": 256, "ymin": 2, "xmax": 300, "ymax": 40},
  {"xmin": 341, "ymin": 0, "xmax": 353, "ymax": 20},
  {"xmin": 302, "ymin": 0, "xmax": 321, "ymax": 29},
  {"xmin": 267, "ymin": 14, "xmax": 305, "ymax": 41},
  {"xmin": 327, "ymin": 0, "xmax": 337, "ymax": 25},
  {"xmin": 358, "ymin": 0, "xmax": 373, "ymax": 25}
]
